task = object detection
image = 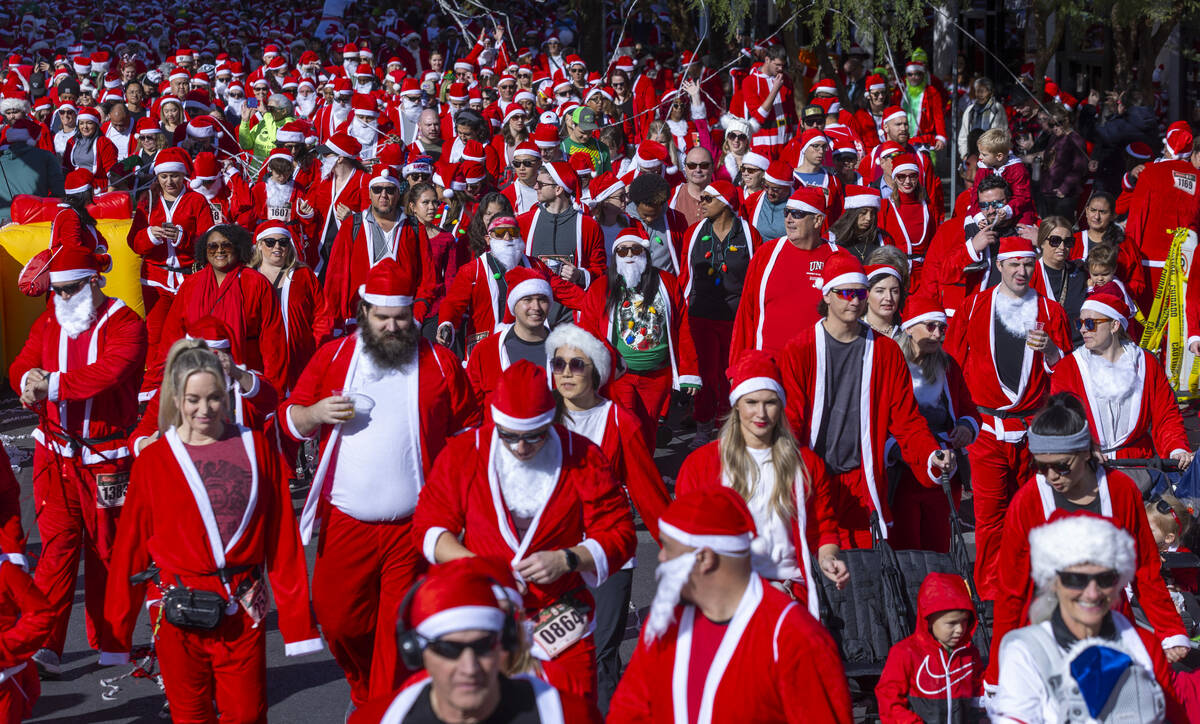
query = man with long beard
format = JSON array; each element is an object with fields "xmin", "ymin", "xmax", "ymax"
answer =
[
  {"xmin": 608, "ymin": 488, "xmax": 853, "ymax": 723},
  {"xmin": 340, "ymin": 94, "xmax": 384, "ymax": 161},
  {"xmin": 9, "ymin": 245, "xmax": 147, "ymax": 675},
  {"xmin": 280, "ymin": 258, "xmax": 479, "ymax": 715}
]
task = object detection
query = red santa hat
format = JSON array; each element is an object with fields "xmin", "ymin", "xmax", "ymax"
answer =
[
  {"xmin": 64, "ymin": 169, "xmax": 93, "ymax": 195},
  {"xmin": 588, "ymin": 172, "xmax": 624, "ymax": 204},
  {"xmin": 545, "ymin": 323, "xmax": 618, "ymax": 387},
  {"xmin": 843, "ymin": 185, "xmax": 881, "ymax": 210},
  {"xmin": 399, "ymin": 78, "xmax": 421, "ymax": 97},
  {"xmin": 891, "ymin": 153, "xmax": 919, "ymax": 176},
  {"xmin": 876, "ymin": 141, "xmax": 904, "ymax": 159},
  {"xmin": 882, "ymin": 105, "xmax": 906, "ymax": 125},
  {"xmin": 658, "ymin": 487, "xmax": 756, "ymax": 557},
  {"xmin": 502, "ymin": 103, "xmax": 526, "ymax": 126},
  {"xmin": 1124, "ymin": 142, "xmax": 1153, "ymax": 160},
  {"xmin": 152, "ymin": 147, "xmax": 192, "ymax": 176},
  {"xmin": 996, "ymin": 237, "xmax": 1036, "ymax": 261},
  {"xmin": 322, "ymin": 132, "xmax": 361, "ymax": 159},
  {"xmin": 368, "ymin": 165, "xmax": 402, "ymax": 189},
  {"xmin": 763, "ymin": 161, "xmax": 793, "ymax": 189},
  {"xmin": 611, "ymin": 226, "xmax": 650, "ymax": 252},
  {"xmin": 726, "ymin": 349, "xmax": 785, "ymax": 407},
  {"xmin": 48, "ymin": 244, "xmax": 108, "ymax": 284},
  {"xmin": 568, "ymin": 152, "xmax": 594, "ymax": 179},
  {"xmin": 532, "ymin": 123, "xmax": 559, "ymax": 149},
  {"xmin": 820, "ymin": 252, "xmax": 868, "ymax": 294},
  {"xmin": 900, "ymin": 295, "xmax": 947, "ymax": 331},
  {"xmin": 460, "ymin": 140, "xmax": 486, "ymax": 164},
  {"xmin": 254, "ymin": 220, "xmax": 293, "ymax": 244},
  {"xmin": 186, "ymin": 315, "xmax": 234, "ymax": 351},
  {"xmin": 404, "ymin": 559, "xmax": 511, "ymax": 642},
  {"xmin": 190, "ymin": 153, "xmax": 220, "ymax": 183},
  {"xmin": 461, "ymin": 162, "xmax": 486, "ymax": 185},
  {"xmin": 904, "ymin": 58, "xmax": 926, "ymax": 74},
  {"xmin": 77, "ymin": 106, "xmax": 101, "ymax": 123},
  {"xmin": 351, "ymin": 93, "xmax": 378, "ymax": 117},
  {"xmin": 634, "ymin": 140, "xmax": 669, "ymax": 169},
  {"xmin": 1165, "ymin": 121, "xmax": 1193, "ymax": 158},
  {"xmin": 703, "ymin": 181, "xmax": 740, "ymax": 215},
  {"xmin": 1080, "ymin": 288, "xmax": 1130, "ymax": 330},
  {"xmin": 135, "ymin": 117, "xmax": 164, "ymax": 138},
  {"xmin": 504, "ymin": 266, "xmax": 552, "ymax": 314},
  {"xmin": 544, "ymin": 161, "xmax": 578, "ymax": 198},
  {"xmin": 446, "ymin": 82, "xmax": 468, "ymax": 103},
  {"xmin": 798, "ymin": 128, "xmax": 828, "ymax": 154},
  {"xmin": 276, "ymin": 120, "xmax": 307, "ymax": 144},
  {"xmin": 810, "ymin": 77, "xmax": 837, "ymax": 97},
  {"xmin": 357, "ymin": 256, "xmax": 416, "ymax": 308},
  {"xmin": 491, "ymin": 359, "xmax": 556, "ymax": 431},
  {"xmin": 512, "ymin": 141, "xmax": 541, "ymax": 160},
  {"xmin": 786, "ymin": 186, "xmax": 827, "ymax": 216},
  {"xmin": 185, "ymin": 116, "xmax": 218, "ymax": 140},
  {"xmin": 741, "ymin": 151, "xmax": 769, "ymax": 171},
  {"xmin": 865, "ymin": 74, "xmax": 887, "ymax": 92}
]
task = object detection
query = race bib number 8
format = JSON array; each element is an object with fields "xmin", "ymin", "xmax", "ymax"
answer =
[
  {"xmin": 95, "ymin": 472, "xmax": 129, "ymax": 509},
  {"xmin": 532, "ymin": 601, "xmax": 586, "ymax": 659}
]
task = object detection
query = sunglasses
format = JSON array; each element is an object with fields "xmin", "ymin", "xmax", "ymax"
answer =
[
  {"xmin": 919, "ymin": 321, "xmax": 948, "ymax": 333},
  {"xmin": 425, "ymin": 632, "xmax": 500, "ymax": 660},
  {"xmin": 1077, "ymin": 318, "xmax": 1112, "ymax": 331},
  {"xmin": 1034, "ymin": 459, "xmax": 1075, "ymax": 475},
  {"xmin": 740, "ymin": 166, "xmax": 762, "ymax": 175},
  {"xmin": 533, "ymin": 180, "xmax": 556, "ymax": 189},
  {"xmin": 895, "ymin": 173, "xmax": 919, "ymax": 182},
  {"xmin": 407, "ymin": 173, "xmax": 431, "ymax": 182},
  {"xmin": 370, "ymin": 185, "xmax": 399, "ymax": 195},
  {"xmin": 551, "ymin": 356, "xmax": 592, "ymax": 374},
  {"xmin": 1045, "ymin": 235, "xmax": 1073, "ymax": 249},
  {"xmin": 207, "ymin": 241, "xmax": 235, "ymax": 252},
  {"xmin": 51, "ymin": 279, "xmax": 89, "ymax": 297},
  {"xmin": 611, "ymin": 82, "xmax": 626, "ymax": 88},
  {"xmin": 614, "ymin": 245, "xmax": 645, "ymax": 257},
  {"xmin": 512, "ymin": 159, "xmax": 540, "ymax": 169},
  {"xmin": 490, "ymin": 229, "xmax": 518, "ymax": 240},
  {"xmin": 978, "ymin": 200, "xmax": 1006, "ymax": 210},
  {"xmin": 1057, "ymin": 569, "xmax": 1120, "ymax": 590},
  {"xmin": 259, "ymin": 237, "xmax": 290, "ymax": 248},
  {"xmin": 727, "ymin": 133, "xmax": 748, "ymax": 141},
  {"xmin": 832, "ymin": 288, "xmax": 868, "ymax": 301},
  {"xmin": 784, "ymin": 209, "xmax": 813, "ymax": 219},
  {"xmin": 496, "ymin": 429, "xmax": 549, "ymax": 446},
  {"xmin": 685, "ymin": 162, "xmax": 712, "ymax": 170},
  {"xmin": 698, "ymin": 195, "xmax": 715, "ymax": 203}
]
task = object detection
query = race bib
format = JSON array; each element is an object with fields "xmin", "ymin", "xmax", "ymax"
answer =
[
  {"xmin": 1173, "ymin": 171, "xmax": 1196, "ymax": 195},
  {"xmin": 238, "ymin": 577, "xmax": 268, "ymax": 627},
  {"xmin": 209, "ymin": 204, "xmax": 223, "ymax": 224},
  {"xmin": 95, "ymin": 472, "xmax": 129, "ymax": 509},
  {"xmin": 267, "ymin": 206, "xmax": 291, "ymax": 221},
  {"xmin": 532, "ymin": 600, "xmax": 587, "ymax": 659}
]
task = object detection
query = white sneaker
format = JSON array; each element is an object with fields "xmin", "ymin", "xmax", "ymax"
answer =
[
  {"xmin": 32, "ymin": 648, "xmax": 61, "ymax": 677},
  {"xmin": 691, "ymin": 421, "xmax": 714, "ymax": 449}
]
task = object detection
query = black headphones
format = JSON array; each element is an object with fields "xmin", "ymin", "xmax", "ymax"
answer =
[{"xmin": 395, "ymin": 575, "xmax": 522, "ymax": 670}]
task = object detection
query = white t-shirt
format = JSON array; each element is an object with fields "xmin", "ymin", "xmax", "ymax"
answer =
[{"xmin": 742, "ymin": 447, "xmax": 801, "ymax": 581}]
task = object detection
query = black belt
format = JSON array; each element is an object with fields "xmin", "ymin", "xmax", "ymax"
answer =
[
  {"xmin": 161, "ymin": 264, "xmax": 196, "ymax": 274},
  {"xmin": 44, "ymin": 426, "xmax": 131, "ymax": 448},
  {"xmin": 130, "ymin": 563, "xmax": 256, "ymax": 586},
  {"xmin": 977, "ymin": 405, "xmax": 1024, "ymax": 420}
]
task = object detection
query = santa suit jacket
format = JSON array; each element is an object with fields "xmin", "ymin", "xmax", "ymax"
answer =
[
  {"xmin": 608, "ymin": 574, "xmax": 853, "ymax": 723},
  {"xmin": 50, "ymin": 204, "xmax": 108, "ymax": 252},
  {"xmin": 465, "ymin": 323, "xmax": 520, "ymax": 407},
  {"xmin": 105, "ymin": 426, "xmax": 323, "ymax": 658},
  {"xmin": 413, "ymin": 425, "xmax": 637, "ymax": 617},
  {"xmin": 1122, "ymin": 158, "xmax": 1200, "ymax": 298},
  {"xmin": 1050, "ymin": 346, "xmax": 1189, "ymax": 460},
  {"xmin": 127, "ymin": 190, "xmax": 215, "ymax": 294},
  {"xmin": 879, "ymin": 191, "xmax": 941, "ymax": 263},
  {"xmin": 281, "ymin": 336, "xmax": 479, "ymax": 543},
  {"xmin": 236, "ymin": 180, "xmax": 316, "ymax": 235},
  {"xmin": 517, "ymin": 206, "xmax": 607, "ymax": 287},
  {"xmin": 0, "ymin": 558, "xmax": 53, "ymax": 675},
  {"xmin": 348, "ymin": 672, "xmax": 600, "ymax": 724},
  {"xmin": 9, "ymin": 297, "xmax": 147, "ymax": 465},
  {"xmin": 62, "ymin": 134, "xmax": 118, "ymax": 190},
  {"xmin": 907, "ymin": 84, "xmax": 948, "ymax": 149},
  {"xmin": 676, "ymin": 441, "xmax": 839, "ymax": 614},
  {"xmin": 578, "ymin": 271, "xmax": 701, "ymax": 390},
  {"xmin": 739, "ymin": 68, "xmax": 796, "ymax": 154},
  {"xmin": 437, "ymin": 254, "xmax": 579, "ymax": 344},
  {"xmin": 264, "ymin": 265, "xmax": 332, "ymax": 392},
  {"xmin": 779, "ymin": 322, "xmax": 944, "ymax": 534},
  {"xmin": 678, "ymin": 216, "xmax": 764, "ymax": 301},
  {"xmin": 303, "ymin": 169, "xmax": 369, "ymax": 272},
  {"xmin": 944, "ymin": 287, "xmax": 1072, "ymax": 443},
  {"xmin": 987, "ymin": 468, "xmax": 1190, "ymax": 682}
]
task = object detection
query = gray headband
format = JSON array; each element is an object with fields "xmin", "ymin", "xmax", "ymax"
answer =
[{"xmin": 1026, "ymin": 427, "xmax": 1092, "ymax": 454}]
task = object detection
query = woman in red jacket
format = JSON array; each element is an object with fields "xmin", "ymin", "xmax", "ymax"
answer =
[
  {"xmin": 676, "ymin": 349, "xmax": 848, "ymax": 615},
  {"xmin": 104, "ymin": 340, "xmax": 322, "ymax": 722},
  {"xmin": 986, "ymin": 392, "xmax": 1191, "ymax": 684}
]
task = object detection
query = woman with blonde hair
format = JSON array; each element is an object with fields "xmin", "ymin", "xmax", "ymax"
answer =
[
  {"xmin": 105, "ymin": 339, "xmax": 322, "ymax": 722},
  {"xmin": 675, "ymin": 349, "xmax": 848, "ymax": 613}
]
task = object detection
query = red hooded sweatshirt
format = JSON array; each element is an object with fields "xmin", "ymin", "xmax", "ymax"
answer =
[{"xmin": 875, "ymin": 572, "xmax": 985, "ymax": 723}]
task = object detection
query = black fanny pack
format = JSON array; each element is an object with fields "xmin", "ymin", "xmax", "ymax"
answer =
[{"xmin": 162, "ymin": 581, "xmax": 227, "ymax": 630}]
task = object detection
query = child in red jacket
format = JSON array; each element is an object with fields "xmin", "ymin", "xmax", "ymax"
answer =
[
  {"xmin": 876, "ymin": 572, "xmax": 985, "ymax": 723},
  {"xmin": 968, "ymin": 129, "xmax": 1036, "ymax": 225}
]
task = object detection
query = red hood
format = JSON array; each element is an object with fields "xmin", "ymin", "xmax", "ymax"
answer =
[{"xmin": 915, "ymin": 572, "xmax": 977, "ymax": 648}]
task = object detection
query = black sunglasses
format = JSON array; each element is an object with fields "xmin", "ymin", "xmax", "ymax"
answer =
[
  {"xmin": 51, "ymin": 279, "xmax": 89, "ymax": 297},
  {"xmin": 1057, "ymin": 569, "xmax": 1120, "ymax": 590},
  {"xmin": 1034, "ymin": 459, "xmax": 1075, "ymax": 475},
  {"xmin": 207, "ymin": 241, "xmax": 235, "ymax": 252},
  {"xmin": 259, "ymin": 237, "xmax": 290, "ymax": 248},
  {"xmin": 425, "ymin": 632, "xmax": 499, "ymax": 660},
  {"xmin": 685, "ymin": 162, "xmax": 712, "ymax": 170},
  {"xmin": 1076, "ymin": 318, "xmax": 1109, "ymax": 331},
  {"xmin": 614, "ymin": 245, "xmax": 645, "ymax": 257},
  {"xmin": 512, "ymin": 159, "xmax": 540, "ymax": 169},
  {"xmin": 497, "ymin": 429, "xmax": 549, "ymax": 445},
  {"xmin": 1045, "ymin": 234, "xmax": 1073, "ymax": 248},
  {"xmin": 551, "ymin": 356, "xmax": 592, "ymax": 374},
  {"xmin": 784, "ymin": 209, "xmax": 812, "ymax": 219}
]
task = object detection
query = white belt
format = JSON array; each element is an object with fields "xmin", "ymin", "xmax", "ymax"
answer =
[{"xmin": 1141, "ymin": 260, "xmax": 1166, "ymax": 268}]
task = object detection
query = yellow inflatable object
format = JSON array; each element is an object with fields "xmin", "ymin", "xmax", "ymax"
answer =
[{"xmin": 0, "ymin": 219, "xmax": 144, "ymax": 371}]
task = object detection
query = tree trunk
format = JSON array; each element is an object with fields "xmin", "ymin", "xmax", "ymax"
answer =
[
  {"xmin": 1030, "ymin": 2, "xmax": 1064, "ymax": 85},
  {"xmin": 782, "ymin": 21, "xmax": 807, "ymax": 116},
  {"xmin": 572, "ymin": 1, "xmax": 605, "ymax": 69},
  {"xmin": 664, "ymin": 0, "xmax": 697, "ymax": 52}
]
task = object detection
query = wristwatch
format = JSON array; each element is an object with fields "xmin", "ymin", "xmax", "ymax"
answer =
[{"xmin": 563, "ymin": 548, "xmax": 580, "ymax": 572}]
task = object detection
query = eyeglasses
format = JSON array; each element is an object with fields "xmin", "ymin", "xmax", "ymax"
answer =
[
  {"xmin": 259, "ymin": 237, "xmax": 289, "ymax": 248},
  {"xmin": 685, "ymin": 162, "xmax": 712, "ymax": 170},
  {"xmin": 978, "ymin": 200, "xmax": 1006, "ymax": 210},
  {"xmin": 1045, "ymin": 235, "xmax": 1073, "ymax": 249},
  {"xmin": 551, "ymin": 356, "xmax": 592, "ymax": 375},
  {"xmin": 490, "ymin": 229, "xmax": 518, "ymax": 240},
  {"xmin": 496, "ymin": 429, "xmax": 549, "ymax": 446},
  {"xmin": 1076, "ymin": 318, "xmax": 1111, "ymax": 332},
  {"xmin": 51, "ymin": 279, "xmax": 89, "ymax": 297},
  {"xmin": 832, "ymin": 288, "xmax": 868, "ymax": 301},
  {"xmin": 207, "ymin": 241, "xmax": 235, "ymax": 252},
  {"xmin": 425, "ymin": 633, "xmax": 500, "ymax": 660},
  {"xmin": 614, "ymin": 245, "xmax": 645, "ymax": 257},
  {"xmin": 512, "ymin": 159, "xmax": 540, "ymax": 169},
  {"xmin": 1057, "ymin": 569, "xmax": 1120, "ymax": 590},
  {"xmin": 784, "ymin": 209, "xmax": 813, "ymax": 219},
  {"xmin": 1033, "ymin": 459, "xmax": 1075, "ymax": 476}
]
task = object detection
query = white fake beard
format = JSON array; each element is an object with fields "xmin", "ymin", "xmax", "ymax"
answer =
[
  {"xmin": 616, "ymin": 253, "xmax": 647, "ymax": 289},
  {"xmin": 355, "ymin": 80, "xmax": 374, "ymax": 94},
  {"xmin": 196, "ymin": 178, "xmax": 222, "ymax": 200},
  {"xmin": 495, "ymin": 437, "xmax": 558, "ymax": 519},
  {"xmin": 265, "ymin": 177, "xmax": 293, "ymax": 208},
  {"xmin": 54, "ymin": 286, "xmax": 98, "ymax": 338},
  {"xmin": 320, "ymin": 154, "xmax": 337, "ymax": 180},
  {"xmin": 331, "ymin": 100, "xmax": 351, "ymax": 126},
  {"xmin": 213, "ymin": 80, "xmax": 229, "ymax": 97},
  {"xmin": 349, "ymin": 117, "xmax": 376, "ymax": 146},
  {"xmin": 644, "ymin": 551, "xmax": 698, "ymax": 643},
  {"xmin": 296, "ymin": 95, "xmax": 316, "ymax": 118},
  {"xmin": 225, "ymin": 98, "xmax": 245, "ymax": 116},
  {"xmin": 400, "ymin": 98, "xmax": 420, "ymax": 119},
  {"xmin": 489, "ymin": 239, "xmax": 523, "ymax": 271},
  {"xmin": 993, "ymin": 287, "xmax": 1037, "ymax": 337},
  {"xmin": 1086, "ymin": 342, "xmax": 1140, "ymax": 402}
]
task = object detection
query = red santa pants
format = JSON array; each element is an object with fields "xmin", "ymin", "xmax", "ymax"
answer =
[
  {"xmin": 312, "ymin": 506, "xmax": 425, "ymax": 707},
  {"xmin": 31, "ymin": 446, "xmax": 124, "ymax": 655},
  {"xmin": 157, "ymin": 608, "xmax": 266, "ymax": 724},
  {"xmin": 608, "ymin": 365, "xmax": 673, "ymax": 450},
  {"xmin": 0, "ymin": 666, "xmax": 37, "ymax": 724},
  {"xmin": 140, "ymin": 285, "xmax": 175, "ymax": 352},
  {"xmin": 538, "ymin": 632, "xmax": 598, "ymax": 703},
  {"xmin": 827, "ymin": 468, "xmax": 878, "ymax": 550},
  {"xmin": 889, "ymin": 469, "xmax": 962, "ymax": 553},
  {"xmin": 968, "ymin": 433, "xmax": 1030, "ymax": 600},
  {"xmin": 689, "ymin": 318, "xmax": 733, "ymax": 425}
]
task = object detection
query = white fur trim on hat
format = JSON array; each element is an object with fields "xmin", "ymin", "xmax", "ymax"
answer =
[
  {"xmin": 740, "ymin": 151, "xmax": 769, "ymax": 170},
  {"xmin": 703, "ymin": 185, "xmax": 731, "ymax": 209},
  {"xmin": 185, "ymin": 334, "xmax": 232, "ymax": 350},
  {"xmin": 892, "ymin": 161, "xmax": 919, "ymax": 176},
  {"xmin": 357, "ymin": 283, "xmax": 413, "ymax": 308},
  {"xmin": 65, "ymin": 180, "xmax": 91, "ymax": 195},
  {"xmin": 490, "ymin": 404, "xmax": 555, "ymax": 432},
  {"xmin": 763, "ymin": 168, "xmax": 792, "ymax": 188},
  {"xmin": 612, "ymin": 231, "xmax": 649, "ymax": 251},
  {"xmin": 658, "ymin": 520, "xmax": 751, "ymax": 557},
  {"xmin": 256, "ymin": 225, "xmax": 292, "ymax": 241},
  {"xmin": 785, "ymin": 197, "xmax": 824, "ymax": 215},
  {"xmin": 844, "ymin": 193, "xmax": 880, "ymax": 210},
  {"xmin": 884, "ymin": 108, "xmax": 906, "ymax": 124},
  {"xmin": 996, "ymin": 248, "xmax": 1036, "ymax": 261},
  {"xmin": 821, "ymin": 272, "xmax": 868, "ymax": 295},
  {"xmin": 506, "ymin": 278, "xmax": 552, "ymax": 312},
  {"xmin": 905, "ymin": 63, "xmax": 925, "ymax": 73},
  {"xmin": 546, "ymin": 324, "xmax": 612, "ymax": 386},
  {"xmin": 415, "ymin": 606, "xmax": 505, "ymax": 640},
  {"xmin": 728, "ymin": 376, "xmax": 785, "ymax": 407},
  {"xmin": 154, "ymin": 161, "xmax": 188, "ymax": 174},
  {"xmin": 276, "ymin": 129, "xmax": 304, "ymax": 143},
  {"xmin": 0, "ymin": 97, "xmax": 27, "ymax": 113},
  {"xmin": 48, "ymin": 269, "xmax": 98, "ymax": 284},
  {"xmin": 1028, "ymin": 514, "xmax": 1136, "ymax": 593},
  {"xmin": 1081, "ymin": 300, "xmax": 1129, "ymax": 329},
  {"xmin": 900, "ymin": 310, "xmax": 947, "ymax": 330}
]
